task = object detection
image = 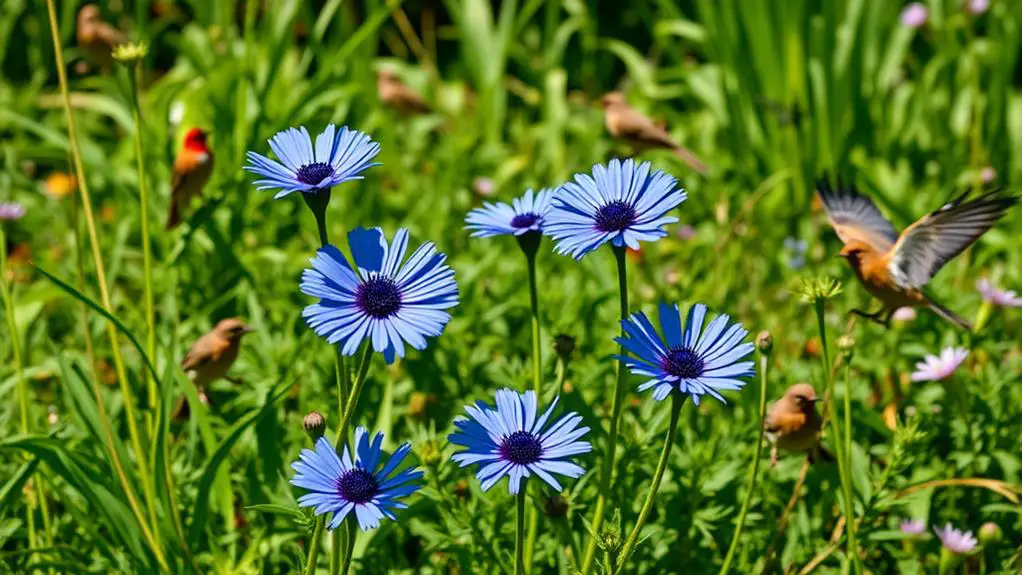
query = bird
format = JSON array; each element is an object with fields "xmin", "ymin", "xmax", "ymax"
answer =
[
  {"xmin": 76, "ymin": 4, "xmax": 126, "ymax": 68},
  {"xmin": 180, "ymin": 318, "xmax": 253, "ymax": 389},
  {"xmin": 764, "ymin": 383, "xmax": 833, "ymax": 467},
  {"xmin": 167, "ymin": 128, "xmax": 214, "ymax": 229},
  {"xmin": 377, "ymin": 69, "xmax": 431, "ymax": 115},
  {"xmin": 601, "ymin": 91, "xmax": 707, "ymax": 174},
  {"xmin": 817, "ymin": 179, "xmax": 1018, "ymax": 330}
]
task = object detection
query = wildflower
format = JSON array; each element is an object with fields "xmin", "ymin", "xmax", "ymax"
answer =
[
  {"xmin": 290, "ymin": 428, "xmax": 422, "ymax": 531},
  {"xmin": 545, "ymin": 158, "xmax": 686, "ymax": 259},
  {"xmin": 465, "ymin": 188, "xmax": 554, "ymax": 238},
  {"xmin": 303, "ymin": 411, "xmax": 326, "ymax": 440},
  {"xmin": 892, "ymin": 307, "xmax": 917, "ymax": 322},
  {"xmin": 900, "ymin": 3, "xmax": 929, "ymax": 28},
  {"xmin": 617, "ymin": 303, "xmax": 755, "ymax": 404},
  {"xmin": 910, "ymin": 347, "xmax": 968, "ymax": 382},
  {"xmin": 934, "ymin": 524, "xmax": 978, "ymax": 554},
  {"xmin": 976, "ymin": 278, "xmax": 1022, "ymax": 307},
  {"xmin": 245, "ymin": 124, "xmax": 380, "ymax": 199},
  {"xmin": 966, "ymin": 0, "xmax": 990, "ymax": 15},
  {"xmin": 676, "ymin": 224, "xmax": 695, "ymax": 241},
  {"xmin": 301, "ymin": 227, "xmax": 458, "ymax": 363},
  {"xmin": 900, "ymin": 519, "xmax": 926, "ymax": 536},
  {"xmin": 472, "ymin": 176, "xmax": 496, "ymax": 198},
  {"xmin": 42, "ymin": 173, "xmax": 76, "ymax": 199},
  {"xmin": 0, "ymin": 202, "xmax": 25, "ymax": 221},
  {"xmin": 979, "ymin": 165, "xmax": 996, "ymax": 183},
  {"xmin": 783, "ymin": 237, "xmax": 808, "ymax": 269},
  {"xmin": 112, "ymin": 41, "xmax": 148, "ymax": 64},
  {"xmin": 794, "ymin": 275, "xmax": 842, "ymax": 303},
  {"xmin": 449, "ymin": 389, "xmax": 591, "ymax": 494}
]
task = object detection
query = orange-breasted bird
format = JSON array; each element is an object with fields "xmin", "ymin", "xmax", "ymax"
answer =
[
  {"xmin": 601, "ymin": 91, "xmax": 707, "ymax": 174},
  {"xmin": 167, "ymin": 128, "xmax": 214, "ymax": 230},
  {"xmin": 76, "ymin": 4, "xmax": 126, "ymax": 67},
  {"xmin": 377, "ymin": 70, "xmax": 431, "ymax": 115},
  {"xmin": 818, "ymin": 180, "xmax": 1018, "ymax": 329},
  {"xmin": 181, "ymin": 318, "xmax": 253, "ymax": 389},
  {"xmin": 764, "ymin": 383, "xmax": 833, "ymax": 467}
]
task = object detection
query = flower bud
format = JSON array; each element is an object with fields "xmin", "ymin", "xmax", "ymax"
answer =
[
  {"xmin": 112, "ymin": 42, "xmax": 149, "ymax": 64},
  {"xmin": 978, "ymin": 522, "xmax": 1002, "ymax": 545},
  {"xmin": 837, "ymin": 334, "xmax": 856, "ymax": 361},
  {"xmin": 596, "ymin": 526, "xmax": 621, "ymax": 556},
  {"xmin": 415, "ymin": 439, "xmax": 443, "ymax": 468},
  {"xmin": 303, "ymin": 411, "xmax": 326, "ymax": 441},
  {"xmin": 554, "ymin": 334, "xmax": 576, "ymax": 359},
  {"xmin": 542, "ymin": 495, "xmax": 569, "ymax": 518},
  {"xmin": 756, "ymin": 331, "xmax": 773, "ymax": 355}
]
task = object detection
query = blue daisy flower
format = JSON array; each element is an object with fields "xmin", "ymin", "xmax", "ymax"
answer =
[
  {"xmin": 301, "ymin": 227, "xmax": 458, "ymax": 363},
  {"xmin": 464, "ymin": 188, "xmax": 555, "ymax": 237},
  {"xmin": 617, "ymin": 303, "xmax": 755, "ymax": 404},
  {"xmin": 449, "ymin": 389, "xmax": 591, "ymax": 494},
  {"xmin": 545, "ymin": 158, "xmax": 687, "ymax": 259},
  {"xmin": 291, "ymin": 428, "xmax": 423, "ymax": 531},
  {"xmin": 244, "ymin": 124, "xmax": 381, "ymax": 199}
]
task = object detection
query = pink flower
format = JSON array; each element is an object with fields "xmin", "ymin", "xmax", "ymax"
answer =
[
  {"xmin": 676, "ymin": 224, "xmax": 695, "ymax": 241},
  {"xmin": 900, "ymin": 519, "xmax": 926, "ymax": 536},
  {"xmin": 911, "ymin": 347, "xmax": 968, "ymax": 382},
  {"xmin": 472, "ymin": 177, "xmax": 495, "ymax": 198},
  {"xmin": 966, "ymin": 0, "xmax": 990, "ymax": 15},
  {"xmin": 977, "ymin": 278, "xmax": 1022, "ymax": 307},
  {"xmin": 980, "ymin": 166, "xmax": 996, "ymax": 183},
  {"xmin": 934, "ymin": 524, "xmax": 978, "ymax": 554},
  {"xmin": 0, "ymin": 201, "xmax": 25, "ymax": 221},
  {"xmin": 900, "ymin": 3, "xmax": 929, "ymax": 28},
  {"xmin": 892, "ymin": 307, "xmax": 917, "ymax": 322}
]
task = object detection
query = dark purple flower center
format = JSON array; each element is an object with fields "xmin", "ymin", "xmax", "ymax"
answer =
[
  {"xmin": 511, "ymin": 212, "xmax": 540, "ymax": 229},
  {"xmin": 500, "ymin": 430, "xmax": 543, "ymax": 465},
  {"xmin": 336, "ymin": 468, "xmax": 379, "ymax": 504},
  {"xmin": 296, "ymin": 162, "xmax": 334, "ymax": 186},
  {"xmin": 661, "ymin": 346, "xmax": 704, "ymax": 379},
  {"xmin": 356, "ymin": 276, "xmax": 402, "ymax": 319},
  {"xmin": 594, "ymin": 200, "xmax": 637, "ymax": 232}
]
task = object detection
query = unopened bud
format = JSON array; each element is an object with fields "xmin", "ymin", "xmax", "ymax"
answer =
[
  {"xmin": 596, "ymin": 527, "xmax": 621, "ymax": 555},
  {"xmin": 415, "ymin": 439, "xmax": 443, "ymax": 467},
  {"xmin": 112, "ymin": 42, "xmax": 149, "ymax": 64},
  {"xmin": 303, "ymin": 411, "xmax": 326, "ymax": 441},
  {"xmin": 542, "ymin": 495, "xmax": 569, "ymax": 518},
  {"xmin": 453, "ymin": 479, "xmax": 470, "ymax": 499},
  {"xmin": 837, "ymin": 334, "xmax": 856, "ymax": 361},
  {"xmin": 407, "ymin": 392, "xmax": 431, "ymax": 419},
  {"xmin": 554, "ymin": 334, "xmax": 576, "ymax": 359},
  {"xmin": 756, "ymin": 331, "xmax": 773, "ymax": 355},
  {"xmin": 978, "ymin": 522, "xmax": 1002, "ymax": 545}
]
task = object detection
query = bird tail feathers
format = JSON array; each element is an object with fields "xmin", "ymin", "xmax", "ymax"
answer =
[{"xmin": 924, "ymin": 294, "xmax": 973, "ymax": 331}]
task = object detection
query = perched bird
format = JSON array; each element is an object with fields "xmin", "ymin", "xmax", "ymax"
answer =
[
  {"xmin": 181, "ymin": 318, "xmax": 253, "ymax": 389},
  {"xmin": 764, "ymin": 383, "xmax": 832, "ymax": 467},
  {"xmin": 167, "ymin": 128, "xmax": 214, "ymax": 229},
  {"xmin": 76, "ymin": 4, "xmax": 126, "ymax": 67},
  {"xmin": 818, "ymin": 180, "xmax": 1018, "ymax": 329},
  {"xmin": 377, "ymin": 70, "xmax": 431, "ymax": 115},
  {"xmin": 601, "ymin": 91, "xmax": 707, "ymax": 174}
]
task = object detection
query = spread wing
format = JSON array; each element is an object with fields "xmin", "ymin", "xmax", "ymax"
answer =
[
  {"xmin": 889, "ymin": 189, "xmax": 1018, "ymax": 289},
  {"xmin": 816, "ymin": 179, "xmax": 899, "ymax": 251},
  {"xmin": 181, "ymin": 333, "xmax": 229, "ymax": 371}
]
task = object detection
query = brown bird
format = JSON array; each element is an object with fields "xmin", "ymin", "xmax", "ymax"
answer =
[
  {"xmin": 76, "ymin": 4, "xmax": 126, "ymax": 68},
  {"xmin": 764, "ymin": 383, "xmax": 832, "ymax": 467},
  {"xmin": 167, "ymin": 128, "xmax": 214, "ymax": 229},
  {"xmin": 181, "ymin": 318, "xmax": 253, "ymax": 389},
  {"xmin": 377, "ymin": 70, "xmax": 431, "ymax": 115},
  {"xmin": 818, "ymin": 180, "xmax": 1018, "ymax": 329},
  {"xmin": 601, "ymin": 91, "xmax": 707, "ymax": 174}
]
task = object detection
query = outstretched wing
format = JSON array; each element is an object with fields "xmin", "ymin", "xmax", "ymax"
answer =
[
  {"xmin": 816, "ymin": 179, "xmax": 899, "ymax": 251},
  {"xmin": 889, "ymin": 189, "xmax": 1018, "ymax": 289}
]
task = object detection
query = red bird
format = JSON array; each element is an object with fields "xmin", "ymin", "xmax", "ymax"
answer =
[
  {"xmin": 818, "ymin": 180, "xmax": 1018, "ymax": 329},
  {"xmin": 167, "ymin": 128, "xmax": 213, "ymax": 229}
]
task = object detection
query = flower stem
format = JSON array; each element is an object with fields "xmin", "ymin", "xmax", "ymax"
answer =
[
  {"xmin": 614, "ymin": 392, "xmax": 685, "ymax": 572},
  {"xmin": 304, "ymin": 517, "xmax": 324, "ymax": 575},
  {"xmin": 0, "ymin": 226, "xmax": 29, "ymax": 437},
  {"xmin": 335, "ymin": 345, "xmax": 374, "ymax": 445},
  {"xmin": 813, "ymin": 299, "xmax": 861, "ymax": 575},
  {"xmin": 580, "ymin": 244, "xmax": 629, "ymax": 574},
  {"xmin": 515, "ymin": 490, "xmax": 527, "ymax": 575},
  {"xmin": 44, "ymin": 1, "xmax": 167, "ymax": 569},
  {"xmin": 718, "ymin": 352, "xmax": 770, "ymax": 574},
  {"xmin": 523, "ymin": 242, "xmax": 542, "ymax": 571},
  {"xmin": 340, "ymin": 522, "xmax": 357, "ymax": 575}
]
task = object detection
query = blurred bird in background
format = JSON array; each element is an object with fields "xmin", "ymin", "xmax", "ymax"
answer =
[
  {"xmin": 167, "ymin": 128, "xmax": 213, "ymax": 229},
  {"xmin": 377, "ymin": 69, "xmax": 431, "ymax": 115},
  {"xmin": 76, "ymin": 4, "xmax": 126, "ymax": 68},
  {"xmin": 765, "ymin": 383, "xmax": 833, "ymax": 467},
  {"xmin": 818, "ymin": 180, "xmax": 1018, "ymax": 330},
  {"xmin": 174, "ymin": 319, "xmax": 252, "ymax": 421},
  {"xmin": 601, "ymin": 91, "xmax": 707, "ymax": 174}
]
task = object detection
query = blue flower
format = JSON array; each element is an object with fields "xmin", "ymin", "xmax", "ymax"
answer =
[
  {"xmin": 464, "ymin": 188, "xmax": 555, "ymax": 237},
  {"xmin": 245, "ymin": 124, "xmax": 381, "ymax": 199},
  {"xmin": 301, "ymin": 227, "xmax": 458, "ymax": 363},
  {"xmin": 290, "ymin": 428, "xmax": 423, "ymax": 531},
  {"xmin": 449, "ymin": 389, "xmax": 591, "ymax": 494},
  {"xmin": 545, "ymin": 158, "xmax": 686, "ymax": 259},
  {"xmin": 617, "ymin": 303, "xmax": 755, "ymax": 405}
]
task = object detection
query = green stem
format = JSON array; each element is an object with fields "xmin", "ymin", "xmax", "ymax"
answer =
[
  {"xmin": 813, "ymin": 299, "xmax": 861, "ymax": 575},
  {"xmin": 580, "ymin": 245, "xmax": 629, "ymax": 574},
  {"xmin": 515, "ymin": 490, "xmax": 527, "ymax": 575},
  {"xmin": 44, "ymin": 2, "xmax": 167, "ymax": 570},
  {"xmin": 330, "ymin": 528, "xmax": 341, "ymax": 575},
  {"xmin": 523, "ymin": 243, "xmax": 542, "ymax": 571},
  {"xmin": 304, "ymin": 517, "xmax": 324, "ymax": 575},
  {"xmin": 718, "ymin": 352, "xmax": 770, "ymax": 574},
  {"xmin": 340, "ymin": 522, "xmax": 357, "ymax": 575},
  {"xmin": 614, "ymin": 393, "xmax": 685, "ymax": 572},
  {"xmin": 335, "ymin": 346, "xmax": 374, "ymax": 446}
]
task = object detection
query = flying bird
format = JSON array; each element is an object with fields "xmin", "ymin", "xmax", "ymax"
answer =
[
  {"xmin": 601, "ymin": 91, "xmax": 707, "ymax": 174},
  {"xmin": 167, "ymin": 128, "xmax": 214, "ymax": 229},
  {"xmin": 818, "ymin": 180, "xmax": 1018, "ymax": 330},
  {"xmin": 377, "ymin": 69, "xmax": 431, "ymax": 115},
  {"xmin": 764, "ymin": 383, "xmax": 832, "ymax": 467},
  {"xmin": 76, "ymin": 4, "xmax": 126, "ymax": 67}
]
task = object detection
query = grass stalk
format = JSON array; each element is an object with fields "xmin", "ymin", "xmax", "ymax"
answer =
[
  {"xmin": 304, "ymin": 517, "xmax": 325, "ymax": 575},
  {"xmin": 515, "ymin": 490, "xmax": 527, "ymax": 575}
]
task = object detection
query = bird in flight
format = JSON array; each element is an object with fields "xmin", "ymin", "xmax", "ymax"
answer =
[
  {"xmin": 601, "ymin": 92, "xmax": 707, "ymax": 174},
  {"xmin": 817, "ymin": 179, "xmax": 1018, "ymax": 329}
]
